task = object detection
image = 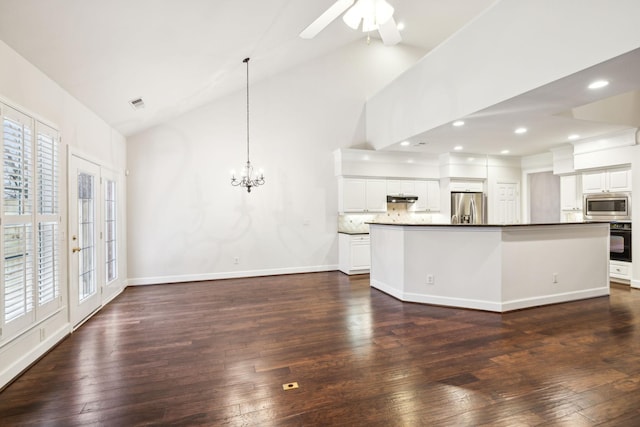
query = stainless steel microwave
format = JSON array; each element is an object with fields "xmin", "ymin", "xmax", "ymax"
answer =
[{"xmin": 584, "ymin": 192, "xmax": 631, "ymax": 221}]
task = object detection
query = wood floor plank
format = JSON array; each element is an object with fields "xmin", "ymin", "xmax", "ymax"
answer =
[{"xmin": 1, "ymin": 273, "xmax": 639, "ymax": 426}]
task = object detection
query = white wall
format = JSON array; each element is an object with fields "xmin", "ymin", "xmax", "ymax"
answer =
[
  {"xmin": 0, "ymin": 39, "xmax": 127, "ymax": 388},
  {"xmin": 126, "ymin": 41, "xmax": 425, "ymax": 284}
]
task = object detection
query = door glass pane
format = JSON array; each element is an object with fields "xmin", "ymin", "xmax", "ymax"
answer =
[
  {"xmin": 105, "ymin": 179, "xmax": 117, "ymax": 283},
  {"xmin": 78, "ymin": 172, "xmax": 96, "ymax": 301}
]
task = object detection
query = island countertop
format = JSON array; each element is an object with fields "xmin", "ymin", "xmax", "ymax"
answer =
[{"xmin": 368, "ymin": 222, "xmax": 610, "ymax": 312}]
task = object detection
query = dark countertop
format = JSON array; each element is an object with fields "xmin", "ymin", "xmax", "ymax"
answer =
[
  {"xmin": 367, "ymin": 221, "xmax": 604, "ymax": 227},
  {"xmin": 338, "ymin": 231, "xmax": 370, "ymax": 235}
]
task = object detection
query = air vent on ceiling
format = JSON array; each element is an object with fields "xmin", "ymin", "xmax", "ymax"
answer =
[{"xmin": 129, "ymin": 97, "xmax": 145, "ymax": 110}]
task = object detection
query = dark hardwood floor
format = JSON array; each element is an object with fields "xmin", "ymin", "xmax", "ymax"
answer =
[{"xmin": 2, "ymin": 272, "xmax": 640, "ymax": 426}]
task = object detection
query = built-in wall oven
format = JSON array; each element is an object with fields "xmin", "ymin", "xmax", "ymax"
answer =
[{"xmin": 610, "ymin": 222, "xmax": 632, "ymax": 262}]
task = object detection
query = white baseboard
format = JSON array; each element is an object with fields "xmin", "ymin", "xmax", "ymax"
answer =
[
  {"xmin": 371, "ymin": 278, "xmax": 610, "ymax": 313},
  {"xmin": 631, "ymin": 279, "xmax": 640, "ymax": 289},
  {"xmin": 127, "ymin": 264, "xmax": 339, "ymax": 286},
  {"xmin": 0, "ymin": 324, "xmax": 69, "ymax": 390}
]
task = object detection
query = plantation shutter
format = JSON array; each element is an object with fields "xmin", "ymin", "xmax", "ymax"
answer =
[
  {"xmin": 2, "ymin": 106, "xmax": 35, "ymax": 332},
  {"xmin": 35, "ymin": 122, "xmax": 60, "ymax": 314}
]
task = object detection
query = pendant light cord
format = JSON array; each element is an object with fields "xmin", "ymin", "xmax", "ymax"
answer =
[{"xmin": 243, "ymin": 57, "xmax": 250, "ymax": 164}]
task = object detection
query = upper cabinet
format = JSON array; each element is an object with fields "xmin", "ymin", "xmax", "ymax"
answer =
[
  {"xmin": 560, "ymin": 174, "xmax": 582, "ymax": 211},
  {"xmin": 450, "ymin": 180, "xmax": 484, "ymax": 192},
  {"xmin": 582, "ymin": 168, "xmax": 632, "ymax": 193},
  {"xmin": 386, "ymin": 180, "xmax": 415, "ymax": 195},
  {"xmin": 339, "ymin": 178, "xmax": 387, "ymax": 213},
  {"xmin": 413, "ymin": 180, "xmax": 440, "ymax": 212}
]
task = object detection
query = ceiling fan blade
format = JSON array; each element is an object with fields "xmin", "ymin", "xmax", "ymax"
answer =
[
  {"xmin": 378, "ymin": 16, "xmax": 402, "ymax": 46},
  {"xmin": 300, "ymin": 0, "xmax": 355, "ymax": 39}
]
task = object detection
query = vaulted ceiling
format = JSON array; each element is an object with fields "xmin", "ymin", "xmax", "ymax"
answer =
[
  {"xmin": 0, "ymin": 0, "xmax": 638, "ymax": 158},
  {"xmin": 0, "ymin": 0, "xmax": 495, "ymax": 137}
]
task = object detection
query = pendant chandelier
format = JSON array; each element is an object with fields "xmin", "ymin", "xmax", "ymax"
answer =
[{"xmin": 231, "ymin": 57, "xmax": 265, "ymax": 193}]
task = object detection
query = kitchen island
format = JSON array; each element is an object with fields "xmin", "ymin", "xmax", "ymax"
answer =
[{"xmin": 369, "ymin": 222, "xmax": 610, "ymax": 312}]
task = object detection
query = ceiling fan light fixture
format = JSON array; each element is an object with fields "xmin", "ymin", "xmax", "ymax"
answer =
[
  {"xmin": 343, "ymin": 0, "xmax": 395, "ymax": 32},
  {"xmin": 343, "ymin": 2, "xmax": 363, "ymax": 29},
  {"xmin": 375, "ymin": 0, "xmax": 395, "ymax": 25},
  {"xmin": 362, "ymin": 15, "xmax": 377, "ymax": 32}
]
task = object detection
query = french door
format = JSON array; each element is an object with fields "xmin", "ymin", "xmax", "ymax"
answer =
[{"xmin": 69, "ymin": 155, "xmax": 101, "ymax": 326}]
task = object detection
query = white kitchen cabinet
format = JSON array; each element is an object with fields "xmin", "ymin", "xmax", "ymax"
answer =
[
  {"xmin": 582, "ymin": 168, "xmax": 631, "ymax": 193},
  {"xmin": 387, "ymin": 180, "xmax": 415, "ymax": 195},
  {"xmin": 338, "ymin": 233, "xmax": 370, "ymax": 275},
  {"xmin": 339, "ymin": 178, "xmax": 387, "ymax": 213},
  {"xmin": 560, "ymin": 174, "xmax": 582, "ymax": 211},
  {"xmin": 610, "ymin": 260, "xmax": 631, "ymax": 283},
  {"xmin": 450, "ymin": 180, "xmax": 484, "ymax": 192},
  {"xmin": 413, "ymin": 180, "xmax": 441, "ymax": 212}
]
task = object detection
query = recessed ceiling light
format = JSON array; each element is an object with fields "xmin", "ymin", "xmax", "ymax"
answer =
[
  {"xmin": 397, "ymin": 22, "xmax": 405, "ymax": 31},
  {"xmin": 588, "ymin": 79, "xmax": 609, "ymax": 89},
  {"xmin": 568, "ymin": 134, "xmax": 580, "ymax": 140},
  {"xmin": 400, "ymin": 141, "xmax": 410, "ymax": 146},
  {"xmin": 514, "ymin": 127, "xmax": 527, "ymax": 134},
  {"xmin": 452, "ymin": 120, "xmax": 465, "ymax": 127},
  {"xmin": 407, "ymin": 159, "xmax": 414, "ymax": 164},
  {"xmin": 454, "ymin": 145, "xmax": 463, "ymax": 151},
  {"xmin": 501, "ymin": 150, "xmax": 510, "ymax": 155},
  {"xmin": 362, "ymin": 155, "xmax": 370, "ymax": 161}
]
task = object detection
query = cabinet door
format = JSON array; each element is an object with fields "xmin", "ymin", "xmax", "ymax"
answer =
[
  {"xmin": 400, "ymin": 180, "xmax": 415, "ymax": 195},
  {"xmin": 560, "ymin": 175, "xmax": 580, "ymax": 210},
  {"xmin": 581, "ymin": 171, "xmax": 606, "ymax": 193},
  {"xmin": 608, "ymin": 169, "xmax": 632, "ymax": 192},
  {"xmin": 413, "ymin": 181, "xmax": 428, "ymax": 211},
  {"xmin": 387, "ymin": 180, "xmax": 415, "ymax": 195},
  {"xmin": 350, "ymin": 237, "xmax": 371, "ymax": 270},
  {"xmin": 450, "ymin": 181, "xmax": 483, "ymax": 192},
  {"xmin": 426, "ymin": 181, "xmax": 441, "ymax": 212},
  {"xmin": 342, "ymin": 179, "xmax": 366, "ymax": 212},
  {"xmin": 386, "ymin": 180, "xmax": 401, "ymax": 195},
  {"xmin": 413, "ymin": 181, "xmax": 441, "ymax": 212},
  {"xmin": 365, "ymin": 179, "xmax": 387, "ymax": 212}
]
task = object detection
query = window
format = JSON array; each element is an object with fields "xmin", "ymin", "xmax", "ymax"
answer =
[{"xmin": 1, "ymin": 104, "xmax": 60, "ymax": 340}]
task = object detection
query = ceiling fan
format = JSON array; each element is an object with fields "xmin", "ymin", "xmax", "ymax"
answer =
[{"xmin": 300, "ymin": 0, "xmax": 402, "ymax": 46}]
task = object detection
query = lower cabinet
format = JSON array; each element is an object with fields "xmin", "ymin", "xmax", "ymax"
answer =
[
  {"xmin": 338, "ymin": 233, "xmax": 370, "ymax": 275},
  {"xmin": 610, "ymin": 260, "xmax": 631, "ymax": 283}
]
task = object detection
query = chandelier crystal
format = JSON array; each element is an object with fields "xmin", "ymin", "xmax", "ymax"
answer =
[{"xmin": 231, "ymin": 57, "xmax": 265, "ymax": 193}]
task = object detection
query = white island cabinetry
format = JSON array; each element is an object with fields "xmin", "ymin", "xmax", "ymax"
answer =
[{"xmin": 369, "ymin": 222, "xmax": 609, "ymax": 312}]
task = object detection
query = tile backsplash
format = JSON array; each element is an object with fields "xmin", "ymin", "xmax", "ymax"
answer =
[{"xmin": 338, "ymin": 203, "xmax": 445, "ymax": 233}]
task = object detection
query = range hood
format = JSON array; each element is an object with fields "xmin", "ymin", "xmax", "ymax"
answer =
[{"xmin": 387, "ymin": 195, "xmax": 418, "ymax": 203}]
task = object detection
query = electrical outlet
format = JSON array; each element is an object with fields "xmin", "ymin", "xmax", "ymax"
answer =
[
  {"xmin": 426, "ymin": 274, "xmax": 435, "ymax": 285},
  {"xmin": 552, "ymin": 273, "xmax": 558, "ymax": 283},
  {"xmin": 234, "ymin": 257, "xmax": 240, "ymax": 265}
]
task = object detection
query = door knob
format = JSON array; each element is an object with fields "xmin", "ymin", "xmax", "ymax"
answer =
[{"xmin": 72, "ymin": 247, "xmax": 82, "ymax": 253}]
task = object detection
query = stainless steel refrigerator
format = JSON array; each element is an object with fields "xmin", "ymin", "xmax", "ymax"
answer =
[{"xmin": 451, "ymin": 192, "xmax": 486, "ymax": 224}]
